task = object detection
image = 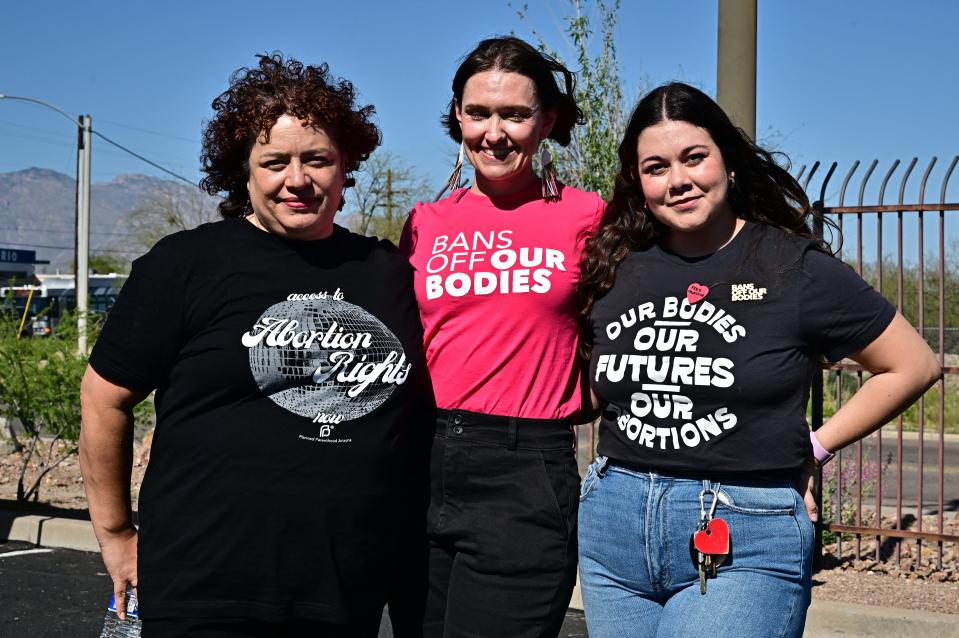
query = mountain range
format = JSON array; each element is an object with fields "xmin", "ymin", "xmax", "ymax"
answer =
[{"xmin": 0, "ymin": 168, "xmax": 216, "ymax": 272}]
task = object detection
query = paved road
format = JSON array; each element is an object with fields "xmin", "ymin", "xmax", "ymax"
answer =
[
  {"xmin": 0, "ymin": 539, "xmax": 589, "ymax": 637},
  {"xmin": 0, "ymin": 540, "xmax": 111, "ymax": 636},
  {"xmin": 830, "ymin": 433, "xmax": 959, "ymax": 516},
  {"xmin": 6, "ymin": 540, "xmax": 956, "ymax": 638}
]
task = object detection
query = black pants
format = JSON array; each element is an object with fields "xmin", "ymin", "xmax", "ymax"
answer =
[
  {"xmin": 142, "ymin": 616, "xmax": 381, "ymax": 637},
  {"xmin": 425, "ymin": 409, "xmax": 579, "ymax": 638}
]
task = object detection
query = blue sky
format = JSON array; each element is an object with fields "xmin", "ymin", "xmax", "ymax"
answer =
[{"xmin": 2, "ymin": 0, "xmax": 957, "ymax": 212}]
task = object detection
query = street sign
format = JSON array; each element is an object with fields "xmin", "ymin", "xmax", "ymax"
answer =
[{"xmin": 0, "ymin": 248, "xmax": 43, "ymax": 264}]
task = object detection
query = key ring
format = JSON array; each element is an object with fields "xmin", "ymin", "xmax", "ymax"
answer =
[{"xmin": 699, "ymin": 482, "xmax": 723, "ymax": 522}]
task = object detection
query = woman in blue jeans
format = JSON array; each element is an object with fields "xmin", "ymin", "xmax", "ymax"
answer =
[{"xmin": 575, "ymin": 83, "xmax": 939, "ymax": 637}]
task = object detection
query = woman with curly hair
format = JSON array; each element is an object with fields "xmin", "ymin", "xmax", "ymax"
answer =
[
  {"xmin": 400, "ymin": 36, "xmax": 604, "ymax": 637},
  {"xmin": 79, "ymin": 53, "xmax": 432, "ymax": 636},
  {"xmin": 576, "ymin": 82, "xmax": 939, "ymax": 637}
]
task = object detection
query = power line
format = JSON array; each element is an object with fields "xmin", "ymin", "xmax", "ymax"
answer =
[
  {"xmin": 0, "ymin": 226, "xmax": 140, "ymax": 238},
  {"xmin": 90, "ymin": 129, "xmax": 198, "ymax": 187},
  {"xmin": 96, "ymin": 117, "xmax": 200, "ymax": 144},
  {"xmin": 0, "ymin": 239, "xmax": 144, "ymax": 255},
  {"xmin": 1, "ymin": 109, "xmax": 196, "ymax": 145},
  {"xmin": 1, "ymin": 116, "xmax": 200, "ymax": 185},
  {"xmin": 0, "ymin": 240, "xmax": 72, "ymax": 250},
  {"xmin": 2, "ymin": 119, "xmax": 199, "ymax": 169},
  {"xmin": 89, "ymin": 247, "xmax": 146, "ymax": 255},
  {"xmin": 0, "ymin": 126, "xmax": 76, "ymax": 150}
]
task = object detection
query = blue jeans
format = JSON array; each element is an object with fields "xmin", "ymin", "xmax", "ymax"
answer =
[{"xmin": 578, "ymin": 458, "xmax": 814, "ymax": 638}]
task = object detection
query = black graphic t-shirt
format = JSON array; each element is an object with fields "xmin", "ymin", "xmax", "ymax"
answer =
[
  {"xmin": 589, "ymin": 222, "xmax": 896, "ymax": 477},
  {"xmin": 89, "ymin": 218, "xmax": 433, "ymax": 622}
]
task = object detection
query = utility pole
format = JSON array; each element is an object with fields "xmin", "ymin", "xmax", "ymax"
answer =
[
  {"xmin": 365, "ymin": 160, "xmax": 414, "ymax": 243},
  {"xmin": 76, "ymin": 115, "xmax": 92, "ymax": 353},
  {"xmin": 0, "ymin": 94, "xmax": 91, "ymax": 353},
  {"xmin": 716, "ymin": 0, "xmax": 757, "ymax": 139}
]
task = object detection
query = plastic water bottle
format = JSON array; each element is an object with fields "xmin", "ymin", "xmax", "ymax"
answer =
[{"xmin": 99, "ymin": 585, "xmax": 141, "ymax": 637}]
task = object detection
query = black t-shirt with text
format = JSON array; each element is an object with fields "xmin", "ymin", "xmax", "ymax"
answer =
[
  {"xmin": 89, "ymin": 219, "xmax": 432, "ymax": 622},
  {"xmin": 589, "ymin": 222, "xmax": 895, "ymax": 477}
]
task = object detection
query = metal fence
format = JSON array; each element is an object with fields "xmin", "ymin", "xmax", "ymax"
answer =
[{"xmin": 802, "ymin": 156, "xmax": 959, "ymax": 570}]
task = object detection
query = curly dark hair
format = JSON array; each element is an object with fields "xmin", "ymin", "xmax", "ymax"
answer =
[
  {"xmin": 200, "ymin": 53, "xmax": 382, "ymax": 217},
  {"xmin": 441, "ymin": 36, "xmax": 583, "ymax": 146},
  {"xmin": 577, "ymin": 82, "xmax": 836, "ymax": 356}
]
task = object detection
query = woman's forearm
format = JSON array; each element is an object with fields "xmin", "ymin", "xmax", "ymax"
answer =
[
  {"xmin": 816, "ymin": 366, "xmax": 938, "ymax": 452},
  {"xmin": 79, "ymin": 367, "xmax": 143, "ymax": 539}
]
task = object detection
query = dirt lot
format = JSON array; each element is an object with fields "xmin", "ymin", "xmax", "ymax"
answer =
[{"xmin": 1, "ymin": 438, "xmax": 957, "ymax": 615}]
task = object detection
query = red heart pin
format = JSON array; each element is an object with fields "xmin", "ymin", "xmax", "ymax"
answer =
[
  {"xmin": 686, "ymin": 283, "xmax": 710, "ymax": 304},
  {"xmin": 693, "ymin": 518, "xmax": 730, "ymax": 555}
]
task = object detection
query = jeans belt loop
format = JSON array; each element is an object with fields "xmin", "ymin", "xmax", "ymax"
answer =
[
  {"xmin": 596, "ymin": 456, "xmax": 610, "ymax": 477},
  {"xmin": 507, "ymin": 416, "xmax": 518, "ymax": 451}
]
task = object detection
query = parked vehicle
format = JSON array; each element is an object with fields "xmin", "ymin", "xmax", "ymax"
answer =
[{"xmin": 1, "ymin": 285, "xmax": 119, "ymax": 336}]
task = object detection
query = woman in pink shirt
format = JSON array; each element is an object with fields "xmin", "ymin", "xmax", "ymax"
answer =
[{"xmin": 401, "ymin": 36, "xmax": 603, "ymax": 638}]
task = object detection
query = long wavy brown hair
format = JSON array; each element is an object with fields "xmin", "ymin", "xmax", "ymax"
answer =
[
  {"xmin": 577, "ymin": 82, "xmax": 836, "ymax": 356},
  {"xmin": 200, "ymin": 53, "xmax": 381, "ymax": 218}
]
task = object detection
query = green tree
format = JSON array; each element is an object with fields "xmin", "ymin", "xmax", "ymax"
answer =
[
  {"xmin": 515, "ymin": 0, "xmax": 632, "ymax": 197},
  {"xmin": 89, "ymin": 253, "xmax": 128, "ymax": 274}
]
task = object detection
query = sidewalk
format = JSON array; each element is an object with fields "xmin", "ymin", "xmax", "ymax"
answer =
[{"xmin": 3, "ymin": 508, "xmax": 956, "ymax": 637}]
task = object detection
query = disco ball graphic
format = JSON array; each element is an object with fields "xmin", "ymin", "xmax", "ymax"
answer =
[{"xmin": 247, "ymin": 298, "xmax": 405, "ymax": 421}]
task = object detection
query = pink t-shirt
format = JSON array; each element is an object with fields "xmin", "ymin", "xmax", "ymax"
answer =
[{"xmin": 400, "ymin": 183, "xmax": 604, "ymax": 420}]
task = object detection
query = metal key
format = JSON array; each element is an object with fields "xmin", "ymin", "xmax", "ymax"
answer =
[
  {"xmin": 700, "ymin": 554, "xmax": 711, "ymax": 594},
  {"xmin": 699, "ymin": 555, "xmax": 708, "ymax": 594},
  {"xmin": 709, "ymin": 551, "xmax": 727, "ymax": 577},
  {"xmin": 690, "ymin": 532, "xmax": 707, "ymax": 594}
]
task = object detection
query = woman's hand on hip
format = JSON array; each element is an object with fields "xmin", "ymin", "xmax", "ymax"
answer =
[{"xmin": 795, "ymin": 456, "xmax": 819, "ymax": 523}]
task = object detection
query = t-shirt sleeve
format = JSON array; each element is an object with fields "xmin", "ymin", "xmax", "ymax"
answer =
[
  {"xmin": 798, "ymin": 247, "xmax": 896, "ymax": 363},
  {"xmin": 591, "ymin": 193, "xmax": 606, "ymax": 229},
  {"xmin": 88, "ymin": 237, "xmax": 187, "ymax": 391},
  {"xmin": 571, "ymin": 192, "xmax": 605, "ymax": 256}
]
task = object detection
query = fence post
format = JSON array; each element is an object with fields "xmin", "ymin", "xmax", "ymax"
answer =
[{"xmin": 811, "ymin": 199, "xmax": 826, "ymax": 571}]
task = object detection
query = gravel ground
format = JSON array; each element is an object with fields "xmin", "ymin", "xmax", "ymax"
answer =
[
  {"xmin": 812, "ymin": 567, "xmax": 958, "ymax": 614},
  {"xmin": 2, "ymin": 437, "xmax": 957, "ymax": 616},
  {"xmin": 811, "ymin": 522, "xmax": 959, "ymax": 615},
  {"xmin": 0, "ymin": 437, "xmax": 148, "ymax": 511}
]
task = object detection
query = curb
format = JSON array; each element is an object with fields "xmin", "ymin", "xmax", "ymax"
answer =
[
  {"xmin": 570, "ymin": 573, "xmax": 584, "ymax": 611},
  {"xmin": 2, "ymin": 509, "xmax": 956, "ymax": 635},
  {"xmin": 804, "ymin": 599, "xmax": 959, "ymax": 637},
  {"xmin": 0, "ymin": 510, "xmax": 100, "ymax": 553}
]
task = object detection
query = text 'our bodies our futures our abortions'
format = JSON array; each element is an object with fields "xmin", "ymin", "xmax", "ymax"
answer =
[{"xmin": 596, "ymin": 295, "xmax": 746, "ymax": 451}]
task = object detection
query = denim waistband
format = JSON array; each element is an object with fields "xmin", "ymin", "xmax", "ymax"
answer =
[
  {"xmin": 603, "ymin": 457, "xmax": 799, "ymax": 485},
  {"xmin": 435, "ymin": 408, "xmax": 574, "ymax": 451}
]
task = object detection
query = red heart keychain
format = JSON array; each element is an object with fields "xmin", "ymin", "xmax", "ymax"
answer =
[
  {"xmin": 693, "ymin": 517, "xmax": 730, "ymax": 555},
  {"xmin": 686, "ymin": 283, "xmax": 709, "ymax": 304}
]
